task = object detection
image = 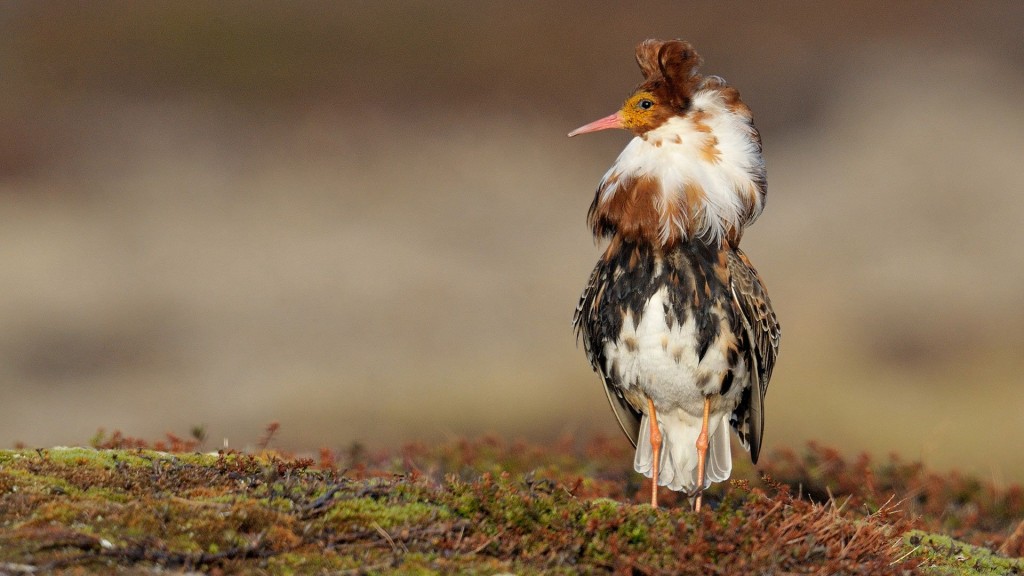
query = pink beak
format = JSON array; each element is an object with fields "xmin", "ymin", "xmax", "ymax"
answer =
[{"xmin": 568, "ymin": 111, "xmax": 624, "ymax": 137}]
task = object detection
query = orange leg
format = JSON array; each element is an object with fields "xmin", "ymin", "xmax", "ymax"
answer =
[
  {"xmin": 647, "ymin": 397, "xmax": 662, "ymax": 507},
  {"xmin": 694, "ymin": 396, "xmax": 712, "ymax": 512}
]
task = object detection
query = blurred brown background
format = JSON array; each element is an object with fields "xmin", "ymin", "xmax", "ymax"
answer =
[{"xmin": 1, "ymin": 1, "xmax": 1022, "ymax": 480}]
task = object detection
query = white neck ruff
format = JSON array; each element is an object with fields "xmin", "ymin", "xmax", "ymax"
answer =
[{"xmin": 594, "ymin": 89, "xmax": 766, "ymax": 246}]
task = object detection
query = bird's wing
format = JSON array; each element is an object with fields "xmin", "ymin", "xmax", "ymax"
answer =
[
  {"xmin": 726, "ymin": 249, "xmax": 780, "ymax": 463},
  {"xmin": 600, "ymin": 374, "xmax": 642, "ymax": 448},
  {"xmin": 574, "ymin": 263, "xmax": 642, "ymax": 447}
]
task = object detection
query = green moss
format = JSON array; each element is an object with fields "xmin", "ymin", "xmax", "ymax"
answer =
[
  {"xmin": 906, "ymin": 531, "xmax": 1024, "ymax": 576},
  {"xmin": 322, "ymin": 497, "xmax": 450, "ymax": 531},
  {"xmin": 40, "ymin": 446, "xmax": 142, "ymax": 467},
  {"xmin": 1, "ymin": 466, "xmax": 64, "ymax": 492}
]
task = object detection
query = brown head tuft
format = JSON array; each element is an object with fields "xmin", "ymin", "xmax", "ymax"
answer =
[
  {"xmin": 634, "ymin": 39, "xmax": 663, "ymax": 79},
  {"xmin": 634, "ymin": 39, "xmax": 703, "ymax": 111}
]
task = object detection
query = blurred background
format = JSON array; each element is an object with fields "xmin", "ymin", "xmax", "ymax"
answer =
[{"xmin": 1, "ymin": 1, "xmax": 1022, "ymax": 480}]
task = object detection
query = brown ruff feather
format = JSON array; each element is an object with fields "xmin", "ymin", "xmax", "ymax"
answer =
[
  {"xmin": 589, "ymin": 176, "xmax": 716, "ymax": 248},
  {"xmin": 589, "ymin": 175, "xmax": 661, "ymax": 244}
]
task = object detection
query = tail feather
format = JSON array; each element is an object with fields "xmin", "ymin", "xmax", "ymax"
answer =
[
  {"xmin": 705, "ymin": 415, "xmax": 732, "ymax": 483},
  {"xmin": 634, "ymin": 410, "xmax": 733, "ymax": 492}
]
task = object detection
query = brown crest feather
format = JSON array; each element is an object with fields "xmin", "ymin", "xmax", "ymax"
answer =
[
  {"xmin": 634, "ymin": 39, "xmax": 663, "ymax": 79},
  {"xmin": 634, "ymin": 39, "xmax": 703, "ymax": 111},
  {"xmin": 657, "ymin": 41, "xmax": 702, "ymax": 108}
]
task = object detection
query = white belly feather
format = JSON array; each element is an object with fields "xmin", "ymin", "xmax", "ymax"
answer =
[
  {"xmin": 602, "ymin": 287, "xmax": 742, "ymax": 415},
  {"xmin": 601, "ymin": 286, "xmax": 749, "ymax": 492}
]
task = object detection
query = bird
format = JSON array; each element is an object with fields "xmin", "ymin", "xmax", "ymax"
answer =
[{"xmin": 570, "ymin": 39, "xmax": 780, "ymax": 511}]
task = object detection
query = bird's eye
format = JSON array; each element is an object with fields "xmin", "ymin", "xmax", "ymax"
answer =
[{"xmin": 639, "ymin": 99, "xmax": 654, "ymax": 110}]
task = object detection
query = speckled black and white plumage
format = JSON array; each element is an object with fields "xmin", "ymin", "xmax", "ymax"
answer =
[{"xmin": 574, "ymin": 241, "xmax": 777, "ymax": 491}]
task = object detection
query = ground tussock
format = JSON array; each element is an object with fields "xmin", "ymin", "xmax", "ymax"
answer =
[{"xmin": 0, "ymin": 430, "xmax": 1021, "ymax": 574}]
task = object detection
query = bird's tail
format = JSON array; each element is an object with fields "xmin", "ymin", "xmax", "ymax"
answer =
[{"xmin": 634, "ymin": 409, "xmax": 732, "ymax": 492}]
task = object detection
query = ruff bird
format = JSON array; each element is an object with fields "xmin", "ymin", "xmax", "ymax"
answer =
[{"xmin": 571, "ymin": 39, "xmax": 780, "ymax": 510}]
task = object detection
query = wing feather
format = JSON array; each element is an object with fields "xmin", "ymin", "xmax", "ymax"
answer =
[
  {"xmin": 574, "ymin": 262, "xmax": 642, "ymax": 446},
  {"xmin": 726, "ymin": 249, "xmax": 780, "ymax": 463}
]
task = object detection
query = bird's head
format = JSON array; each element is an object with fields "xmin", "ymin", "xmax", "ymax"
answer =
[
  {"xmin": 569, "ymin": 40, "xmax": 701, "ymax": 138},
  {"xmin": 569, "ymin": 39, "xmax": 766, "ymax": 248}
]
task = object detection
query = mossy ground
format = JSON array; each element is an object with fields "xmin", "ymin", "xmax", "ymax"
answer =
[{"xmin": 0, "ymin": 432, "xmax": 1021, "ymax": 575}]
